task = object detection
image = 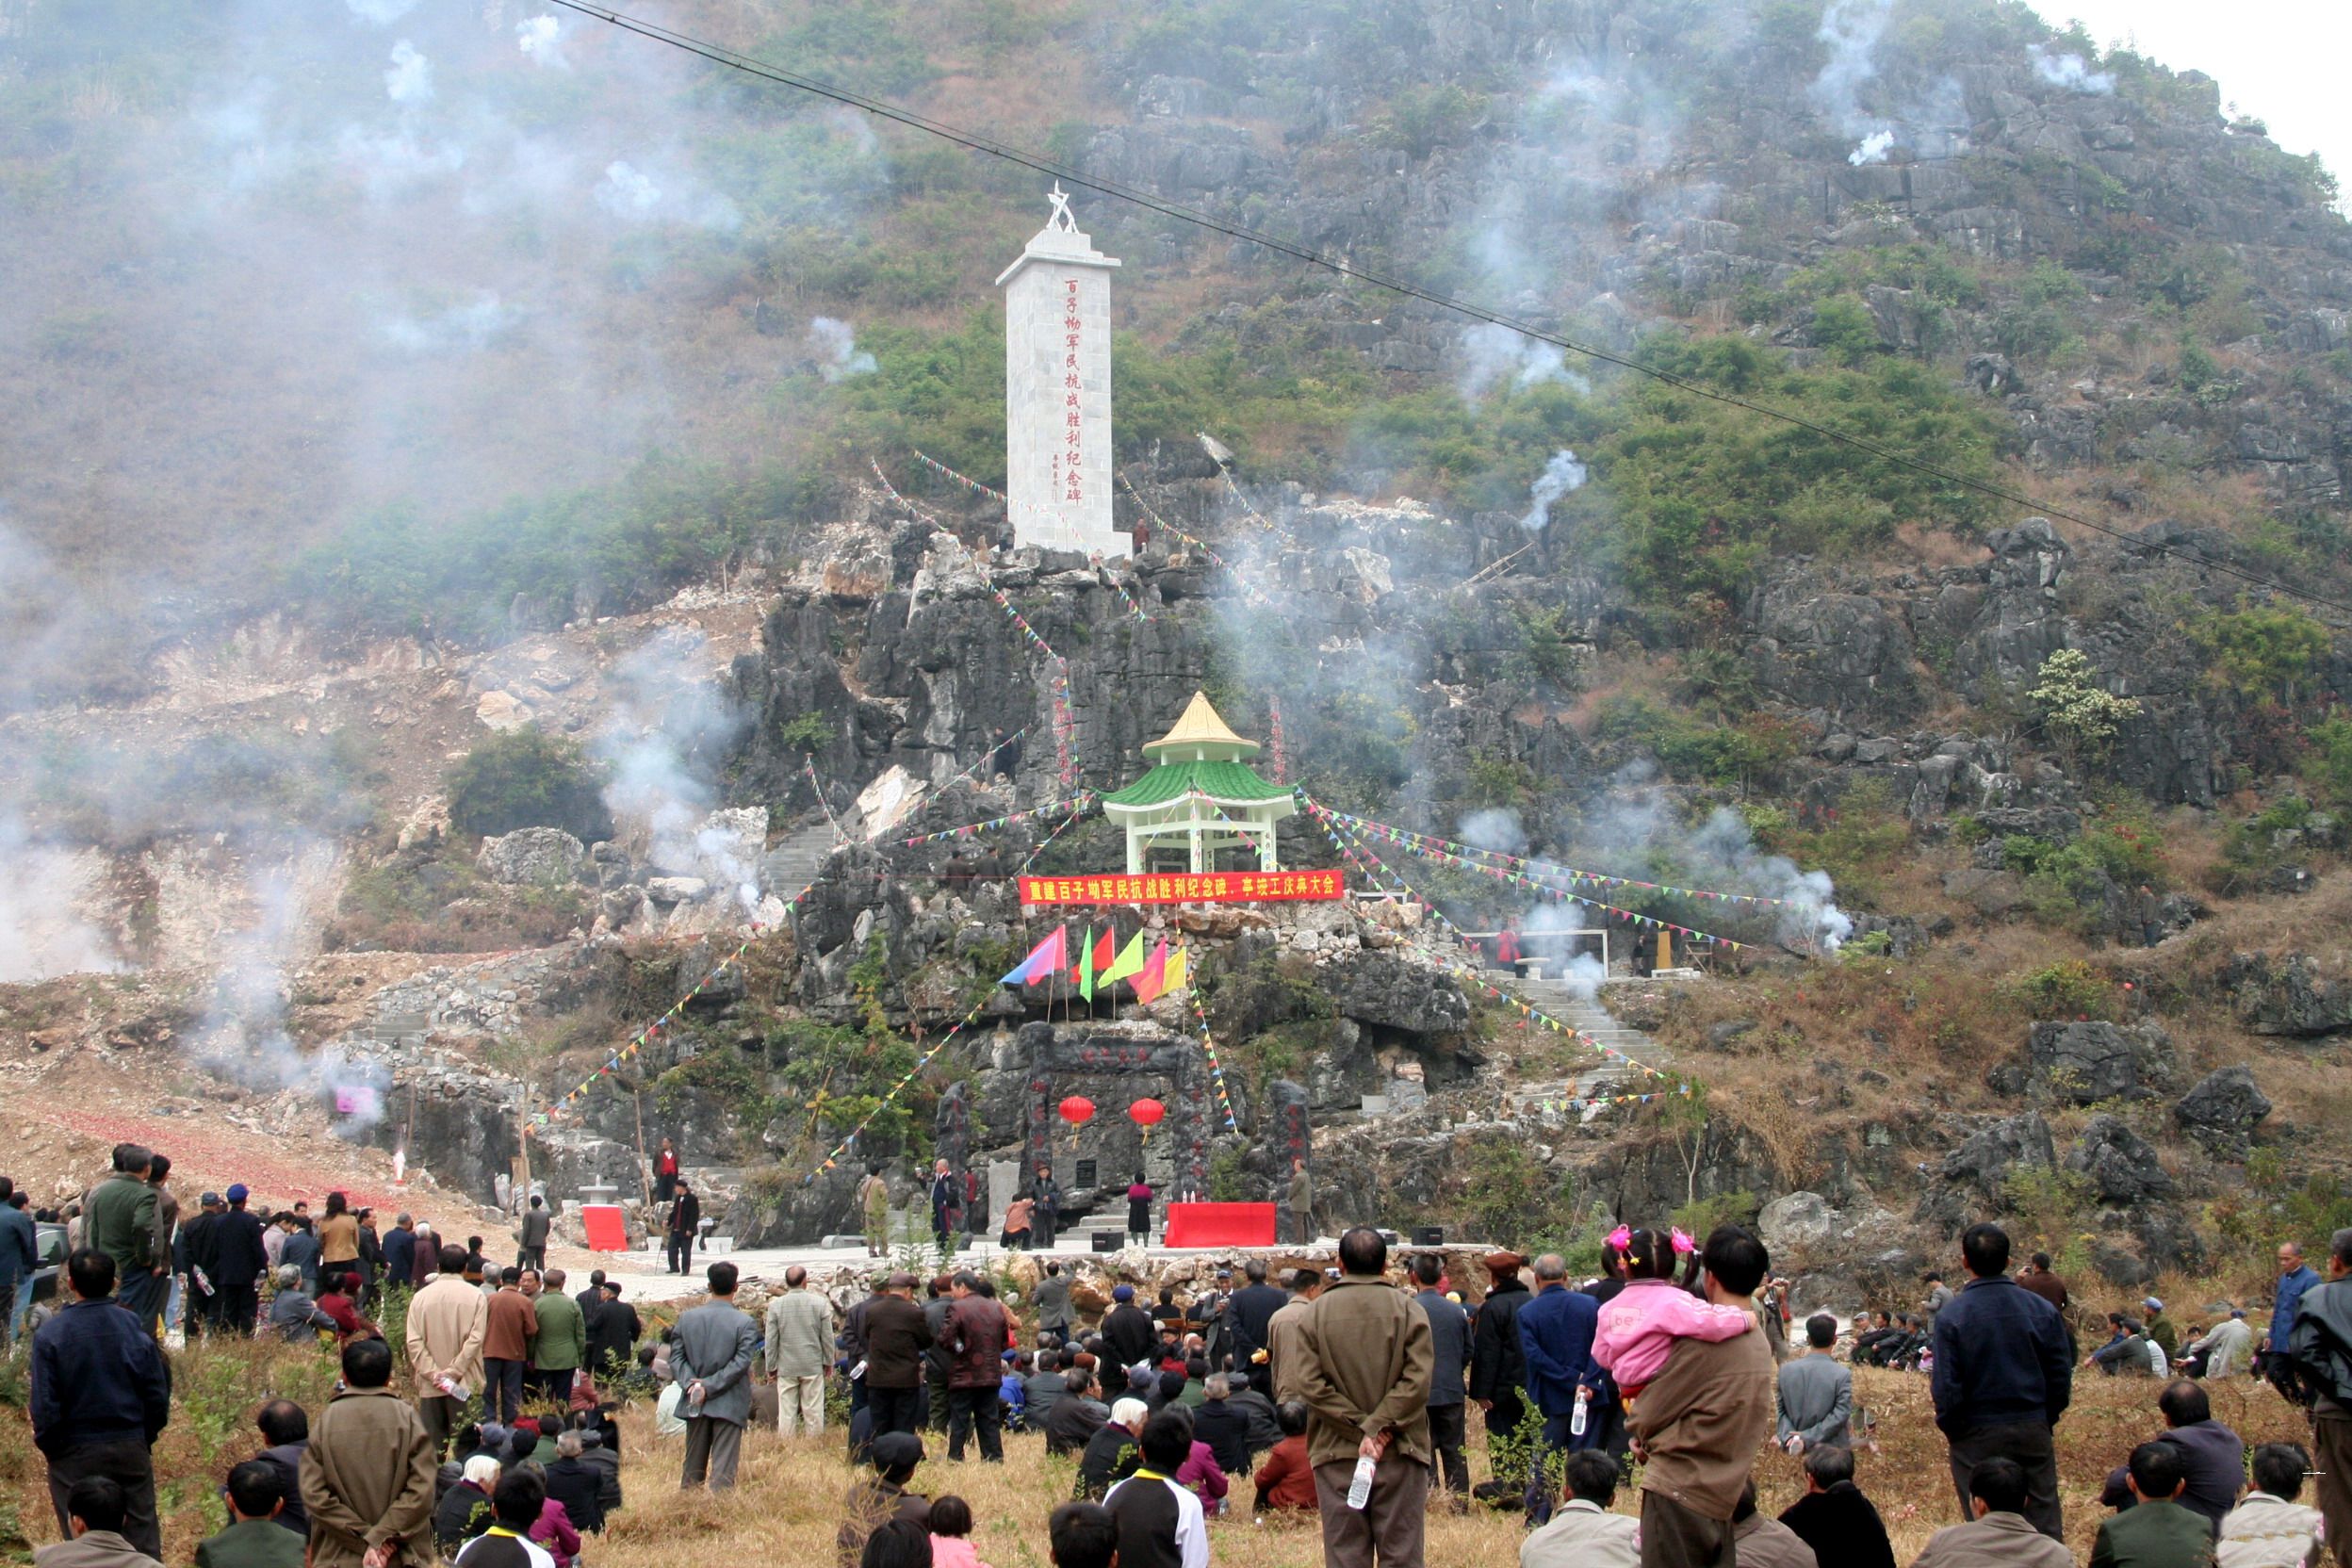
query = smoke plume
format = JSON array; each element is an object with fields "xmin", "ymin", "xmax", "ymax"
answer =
[
  {"xmin": 808, "ymin": 317, "xmax": 879, "ymax": 382},
  {"xmin": 593, "ymin": 630, "xmax": 760, "ymax": 914},
  {"xmin": 2032, "ymin": 48, "xmax": 2115, "ymax": 95},
  {"xmin": 1519, "ymin": 450, "xmax": 1588, "ymax": 531},
  {"xmin": 1811, "ymin": 0, "xmax": 1896, "ymax": 160}
]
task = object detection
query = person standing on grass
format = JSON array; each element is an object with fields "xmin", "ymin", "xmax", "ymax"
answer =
[
  {"xmin": 1291, "ymin": 1227, "xmax": 1435, "ymax": 1568},
  {"xmin": 862, "ymin": 1272, "xmax": 934, "ymax": 1452},
  {"xmin": 406, "ymin": 1244, "xmax": 488, "ymax": 1459},
  {"xmin": 1776, "ymin": 1315, "xmax": 1853, "ymax": 1455},
  {"xmin": 857, "ymin": 1166, "xmax": 891, "ymax": 1259},
  {"xmin": 1930, "ymin": 1221, "xmax": 2073, "ymax": 1542},
  {"xmin": 82, "ymin": 1146, "xmax": 158, "ymax": 1333},
  {"xmin": 34, "ymin": 1478, "xmax": 164, "ymax": 1568},
  {"xmin": 530, "ymin": 1269, "xmax": 586, "ymax": 1409},
  {"xmin": 1469, "ymin": 1250, "xmax": 1532, "ymax": 1485},
  {"xmin": 30, "ymin": 1250, "xmax": 171, "ymax": 1561},
  {"xmin": 671, "ymin": 1261, "xmax": 760, "ymax": 1492},
  {"xmin": 1407, "ymin": 1252, "xmax": 1472, "ymax": 1506},
  {"xmin": 482, "ymin": 1268, "xmax": 536, "ymax": 1426},
  {"xmin": 766, "ymin": 1265, "xmax": 837, "ymax": 1438},
  {"xmin": 2284, "ymin": 1225, "xmax": 2352, "ymax": 1558},
  {"xmin": 381, "ymin": 1215, "xmax": 416, "ymax": 1293},
  {"xmin": 213, "ymin": 1184, "xmax": 268, "ymax": 1336},
  {"xmin": 1517, "ymin": 1251, "xmax": 1604, "ymax": 1524},
  {"xmin": 945, "ymin": 1270, "xmax": 1012, "ymax": 1463},
  {"xmin": 1623, "ymin": 1225, "xmax": 1777, "ymax": 1568},
  {"xmin": 2017, "ymin": 1251, "xmax": 2070, "ymax": 1313},
  {"xmin": 1, "ymin": 1179, "xmax": 39, "ymax": 1349},
  {"xmin": 1036, "ymin": 1262, "xmax": 1074, "ymax": 1344},
  {"xmin": 300, "ymin": 1338, "xmax": 437, "ymax": 1568},
  {"xmin": 2268, "ymin": 1240, "xmax": 2324, "ymax": 1395}
]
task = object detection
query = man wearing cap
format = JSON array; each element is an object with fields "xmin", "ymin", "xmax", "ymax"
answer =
[
  {"xmin": 1469, "ymin": 1251, "xmax": 1532, "ymax": 1481},
  {"xmin": 861, "ymin": 1273, "xmax": 934, "ymax": 1450},
  {"xmin": 2140, "ymin": 1297, "xmax": 2178, "ymax": 1369},
  {"xmin": 1102, "ymin": 1284, "xmax": 1157, "ymax": 1389},
  {"xmin": 212, "ymin": 1186, "xmax": 268, "ymax": 1338}
]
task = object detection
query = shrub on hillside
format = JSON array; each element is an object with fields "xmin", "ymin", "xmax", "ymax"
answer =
[{"xmin": 445, "ymin": 728, "xmax": 612, "ymax": 842}]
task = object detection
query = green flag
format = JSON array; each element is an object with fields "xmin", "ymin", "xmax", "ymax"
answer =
[
  {"xmin": 1104, "ymin": 929, "xmax": 1149, "ymax": 987},
  {"xmin": 1078, "ymin": 924, "xmax": 1096, "ymax": 1002}
]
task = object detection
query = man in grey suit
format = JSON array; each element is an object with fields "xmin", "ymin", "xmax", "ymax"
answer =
[{"xmin": 671, "ymin": 1261, "xmax": 760, "ymax": 1492}]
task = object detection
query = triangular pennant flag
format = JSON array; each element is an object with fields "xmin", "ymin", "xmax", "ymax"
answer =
[
  {"xmin": 1002, "ymin": 925, "xmax": 1066, "ymax": 986},
  {"xmin": 1162, "ymin": 945, "xmax": 1189, "ymax": 996},
  {"xmin": 1105, "ymin": 928, "xmax": 1149, "ymax": 987},
  {"xmin": 1131, "ymin": 939, "xmax": 1170, "ymax": 1004},
  {"xmin": 1078, "ymin": 925, "xmax": 1097, "ymax": 1002}
]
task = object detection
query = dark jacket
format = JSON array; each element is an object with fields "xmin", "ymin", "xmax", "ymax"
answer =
[
  {"xmin": 1929, "ymin": 1275, "xmax": 2072, "ymax": 1437},
  {"xmin": 1414, "ymin": 1288, "xmax": 1473, "ymax": 1409},
  {"xmin": 665, "ymin": 1192, "xmax": 700, "ymax": 1238},
  {"xmin": 1516, "ymin": 1283, "xmax": 1601, "ymax": 1420},
  {"xmin": 257, "ymin": 1442, "xmax": 311, "ymax": 1536},
  {"xmin": 2099, "ymin": 1419, "xmax": 2245, "ymax": 1535},
  {"xmin": 860, "ymin": 1295, "xmax": 933, "ymax": 1390},
  {"xmin": 0, "ymin": 1204, "xmax": 38, "ymax": 1282},
  {"xmin": 1045, "ymin": 1393, "xmax": 1106, "ymax": 1456},
  {"xmin": 1779, "ymin": 1481, "xmax": 1898, "ymax": 1568},
  {"xmin": 29, "ymin": 1298, "xmax": 172, "ymax": 1458},
  {"xmin": 1077, "ymin": 1421, "xmax": 1140, "ymax": 1500},
  {"xmin": 382, "ymin": 1228, "xmax": 416, "ymax": 1289},
  {"xmin": 2090, "ymin": 1496, "xmax": 2215, "ymax": 1568},
  {"xmin": 1191, "ymin": 1398, "xmax": 1253, "ymax": 1476},
  {"xmin": 585, "ymin": 1298, "xmax": 641, "ymax": 1376},
  {"xmin": 1469, "ymin": 1279, "xmax": 1532, "ymax": 1403},
  {"xmin": 2286, "ymin": 1276, "xmax": 2352, "ymax": 1407},
  {"xmin": 542, "ymin": 1458, "xmax": 603, "ymax": 1534},
  {"xmin": 1223, "ymin": 1282, "xmax": 1287, "ymax": 1367},
  {"xmin": 1102, "ymin": 1303, "xmax": 1157, "ymax": 1380},
  {"xmin": 946, "ymin": 1295, "xmax": 1010, "ymax": 1389},
  {"xmin": 214, "ymin": 1209, "xmax": 269, "ymax": 1286},
  {"xmin": 432, "ymin": 1482, "xmax": 493, "ymax": 1555},
  {"xmin": 194, "ymin": 1519, "xmax": 304, "ymax": 1568}
]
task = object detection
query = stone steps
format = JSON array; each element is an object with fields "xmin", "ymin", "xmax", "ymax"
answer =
[{"xmin": 1505, "ymin": 980, "xmax": 1674, "ymax": 1119}]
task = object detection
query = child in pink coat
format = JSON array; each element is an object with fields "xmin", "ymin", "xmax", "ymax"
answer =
[
  {"xmin": 926, "ymin": 1495, "xmax": 993, "ymax": 1568},
  {"xmin": 1592, "ymin": 1225, "xmax": 1756, "ymax": 1411}
]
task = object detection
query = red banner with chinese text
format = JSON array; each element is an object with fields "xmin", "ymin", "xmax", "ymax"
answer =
[{"xmin": 1019, "ymin": 869, "xmax": 1345, "ymax": 906}]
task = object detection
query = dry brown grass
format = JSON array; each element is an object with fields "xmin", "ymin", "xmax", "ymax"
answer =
[{"xmin": 3, "ymin": 1354, "xmax": 2314, "ymax": 1568}]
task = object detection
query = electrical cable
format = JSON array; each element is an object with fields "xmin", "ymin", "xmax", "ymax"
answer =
[{"xmin": 546, "ymin": 0, "xmax": 2352, "ymax": 621}]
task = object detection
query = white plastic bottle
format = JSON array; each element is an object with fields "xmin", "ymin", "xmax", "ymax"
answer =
[{"xmin": 1346, "ymin": 1455, "xmax": 1376, "ymax": 1510}]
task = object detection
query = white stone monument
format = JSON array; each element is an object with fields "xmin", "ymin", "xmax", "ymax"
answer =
[{"xmin": 997, "ymin": 186, "xmax": 1124, "ymax": 558}]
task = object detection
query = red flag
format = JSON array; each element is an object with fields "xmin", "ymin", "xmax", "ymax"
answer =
[
  {"xmin": 1092, "ymin": 927, "xmax": 1115, "ymax": 977},
  {"xmin": 1130, "ymin": 939, "xmax": 1169, "ymax": 1004}
]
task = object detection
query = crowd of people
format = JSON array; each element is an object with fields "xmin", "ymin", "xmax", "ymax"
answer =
[{"xmin": 22, "ymin": 1138, "xmax": 2352, "ymax": 1568}]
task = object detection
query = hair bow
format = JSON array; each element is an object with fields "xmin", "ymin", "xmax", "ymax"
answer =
[
  {"xmin": 1606, "ymin": 1225, "xmax": 1631, "ymax": 1250},
  {"xmin": 1670, "ymin": 1227, "xmax": 1695, "ymax": 1255}
]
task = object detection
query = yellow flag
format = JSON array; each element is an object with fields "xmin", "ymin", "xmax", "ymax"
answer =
[
  {"xmin": 1105, "ymin": 929, "xmax": 1149, "ymax": 985},
  {"xmin": 1164, "ymin": 946, "xmax": 1189, "ymax": 995}
]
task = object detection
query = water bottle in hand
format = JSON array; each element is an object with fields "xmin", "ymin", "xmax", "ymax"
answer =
[
  {"xmin": 1571, "ymin": 1386, "xmax": 1590, "ymax": 1438},
  {"xmin": 1346, "ymin": 1455, "xmax": 1376, "ymax": 1510}
]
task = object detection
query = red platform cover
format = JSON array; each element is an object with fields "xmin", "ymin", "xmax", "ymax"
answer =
[
  {"xmin": 580, "ymin": 1204, "xmax": 629, "ymax": 1253},
  {"xmin": 1162, "ymin": 1202, "xmax": 1277, "ymax": 1248}
]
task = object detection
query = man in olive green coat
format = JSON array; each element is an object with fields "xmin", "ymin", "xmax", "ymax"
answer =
[
  {"xmin": 1290, "ymin": 1227, "xmax": 1434, "ymax": 1568},
  {"xmin": 300, "ymin": 1340, "xmax": 436, "ymax": 1568},
  {"xmin": 531, "ymin": 1268, "xmax": 587, "ymax": 1406},
  {"xmin": 83, "ymin": 1147, "xmax": 159, "ymax": 1328}
]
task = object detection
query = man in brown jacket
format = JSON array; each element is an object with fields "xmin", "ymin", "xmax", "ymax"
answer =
[
  {"xmin": 299, "ymin": 1339, "xmax": 435, "ymax": 1568},
  {"xmin": 1290, "ymin": 1228, "xmax": 1434, "ymax": 1568},
  {"xmin": 402, "ymin": 1244, "xmax": 486, "ymax": 1456},
  {"xmin": 1627, "ymin": 1224, "xmax": 1776, "ymax": 1568},
  {"xmin": 861, "ymin": 1272, "xmax": 935, "ymax": 1449},
  {"xmin": 944, "ymin": 1271, "xmax": 1011, "ymax": 1462},
  {"xmin": 481, "ymin": 1267, "xmax": 536, "ymax": 1425}
]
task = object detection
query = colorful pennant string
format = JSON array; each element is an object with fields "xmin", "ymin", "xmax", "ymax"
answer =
[
  {"xmin": 1184, "ymin": 972, "xmax": 1241, "ymax": 1133},
  {"xmin": 1311, "ymin": 804, "xmax": 1756, "ymax": 951},
  {"xmin": 1304, "ymin": 795, "xmax": 1683, "ymax": 1095},
  {"xmin": 896, "ymin": 793, "xmax": 1095, "ymax": 847},
  {"xmin": 1312, "ymin": 808, "xmax": 1793, "ymax": 909}
]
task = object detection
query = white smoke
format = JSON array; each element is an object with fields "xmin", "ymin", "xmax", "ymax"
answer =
[
  {"xmin": 0, "ymin": 813, "xmax": 124, "ymax": 984},
  {"xmin": 346, "ymin": 0, "xmax": 417, "ymax": 23},
  {"xmin": 1519, "ymin": 449, "xmax": 1588, "ymax": 531},
  {"xmin": 592, "ymin": 158, "xmax": 740, "ymax": 230},
  {"xmin": 193, "ymin": 858, "xmax": 388, "ymax": 1135},
  {"xmin": 1812, "ymin": 0, "xmax": 1894, "ymax": 155},
  {"xmin": 2032, "ymin": 47, "xmax": 2115, "ymax": 95},
  {"xmin": 1688, "ymin": 807, "xmax": 1852, "ymax": 951},
  {"xmin": 384, "ymin": 41, "xmax": 433, "ymax": 105},
  {"xmin": 1458, "ymin": 322, "xmax": 1591, "ymax": 401},
  {"xmin": 594, "ymin": 160, "xmax": 659, "ymax": 217},
  {"xmin": 1848, "ymin": 129, "xmax": 1895, "ymax": 166},
  {"xmin": 516, "ymin": 16, "xmax": 567, "ymax": 71},
  {"xmin": 808, "ymin": 316, "xmax": 877, "ymax": 382},
  {"xmin": 593, "ymin": 631, "xmax": 760, "ymax": 914},
  {"xmin": 1457, "ymin": 808, "xmax": 1529, "ymax": 857}
]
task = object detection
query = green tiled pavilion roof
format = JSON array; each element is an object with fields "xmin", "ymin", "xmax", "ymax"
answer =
[{"xmin": 1102, "ymin": 759, "xmax": 1293, "ymax": 808}]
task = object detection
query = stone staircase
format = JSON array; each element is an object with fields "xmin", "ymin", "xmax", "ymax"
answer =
[
  {"xmin": 760, "ymin": 820, "xmax": 844, "ymax": 901},
  {"xmin": 1504, "ymin": 978, "xmax": 1675, "ymax": 1121}
]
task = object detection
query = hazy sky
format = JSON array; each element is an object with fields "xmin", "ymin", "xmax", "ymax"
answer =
[{"xmin": 2040, "ymin": 1, "xmax": 2350, "ymax": 200}]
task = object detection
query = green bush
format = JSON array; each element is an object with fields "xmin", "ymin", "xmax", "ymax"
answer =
[
  {"xmin": 2005, "ymin": 959, "xmax": 2115, "ymax": 1021},
  {"xmin": 445, "ymin": 728, "xmax": 612, "ymax": 842},
  {"xmin": 2189, "ymin": 603, "xmax": 2332, "ymax": 705}
]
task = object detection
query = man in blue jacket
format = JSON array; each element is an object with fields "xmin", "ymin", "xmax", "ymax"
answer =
[
  {"xmin": 31, "ymin": 1250, "xmax": 172, "ymax": 1560},
  {"xmin": 1929, "ymin": 1222, "xmax": 2072, "ymax": 1541},
  {"xmin": 2265, "ymin": 1239, "xmax": 2323, "ymax": 1394},
  {"xmin": 1406, "ymin": 1252, "xmax": 1471, "ymax": 1505},
  {"xmin": 1517, "ymin": 1252, "xmax": 1604, "ymax": 1526}
]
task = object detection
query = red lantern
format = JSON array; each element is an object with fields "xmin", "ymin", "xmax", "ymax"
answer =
[
  {"xmin": 1128, "ymin": 1097, "xmax": 1166, "ymax": 1130},
  {"xmin": 1058, "ymin": 1096, "xmax": 1096, "ymax": 1127}
]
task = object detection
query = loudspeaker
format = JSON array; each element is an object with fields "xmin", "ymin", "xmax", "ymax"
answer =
[
  {"xmin": 1413, "ymin": 1227, "xmax": 1444, "ymax": 1246},
  {"xmin": 1091, "ymin": 1233, "xmax": 1121, "ymax": 1253}
]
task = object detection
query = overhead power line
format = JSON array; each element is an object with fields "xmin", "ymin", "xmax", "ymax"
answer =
[{"xmin": 547, "ymin": 0, "xmax": 2352, "ymax": 622}]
